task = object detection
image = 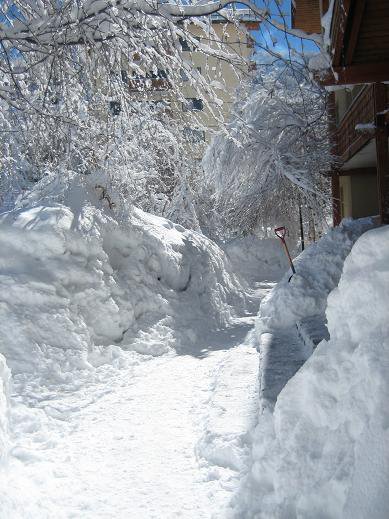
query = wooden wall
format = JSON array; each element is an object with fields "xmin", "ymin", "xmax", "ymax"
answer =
[
  {"xmin": 291, "ymin": 0, "xmax": 321, "ymax": 34},
  {"xmin": 352, "ymin": 0, "xmax": 389, "ymax": 65}
]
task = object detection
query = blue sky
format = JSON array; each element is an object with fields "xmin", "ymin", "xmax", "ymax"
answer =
[{"xmin": 249, "ymin": 0, "xmax": 319, "ymax": 58}]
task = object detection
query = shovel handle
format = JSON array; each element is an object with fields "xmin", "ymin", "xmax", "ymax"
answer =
[{"xmin": 274, "ymin": 226, "xmax": 296, "ymax": 277}]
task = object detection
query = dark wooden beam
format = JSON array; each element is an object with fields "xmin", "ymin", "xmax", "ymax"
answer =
[
  {"xmin": 331, "ymin": 173, "xmax": 342, "ymax": 226},
  {"xmin": 331, "ymin": 0, "xmax": 351, "ymax": 67},
  {"xmin": 328, "ymin": 91, "xmax": 341, "ymax": 226},
  {"xmin": 374, "ymin": 84, "xmax": 389, "ymax": 224},
  {"xmin": 344, "ymin": 0, "xmax": 367, "ymax": 65},
  {"xmin": 318, "ymin": 62, "xmax": 389, "ymax": 86}
]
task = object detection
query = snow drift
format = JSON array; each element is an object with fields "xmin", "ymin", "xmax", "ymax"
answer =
[
  {"xmin": 0, "ymin": 173, "xmax": 248, "ymax": 392},
  {"xmin": 0, "ymin": 355, "xmax": 10, "ymax": 463},
  {"xmin": 259, "ymin": 218, "xmax": 374, "ymax": 331},
  {"xmin": 245, "ymin": 224, "xmax": 389, "ymax": 519},
  {"xmin": 224, "ymin": 235, "xmax": 289, "ymax": 283}
]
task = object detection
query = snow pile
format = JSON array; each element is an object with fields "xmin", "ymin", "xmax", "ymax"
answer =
[
  {"xmin": 224, "ymin": 236, "xmax": 289, "ymax": 283},
  {"xmin": 259, "ymin": 218, "xmax": 374, "ymax": 331},
  {"xmin": 245, "ymin": 224, "xmax": 389, "ymax": 518},
  {"xmin": 0, "ymin": 174, "xmax": 248, "ymax": 390},
  {"xmin": 0, "ymin": 355, "xmax": 10, "ymax": 464}
]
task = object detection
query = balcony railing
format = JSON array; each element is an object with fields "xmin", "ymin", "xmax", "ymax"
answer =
[
  {"xmin": 128, "ymin": 75, "xmax": 170, "ymax": 92},
  {"xmin": 335, "ymin": 83, "xmax": 376, "ymax": 161},
  {"xmin": 329, "ymin": 0, "xmax": 346, "ymax": 66}
]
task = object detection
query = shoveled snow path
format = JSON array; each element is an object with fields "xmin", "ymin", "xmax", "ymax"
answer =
[{"xmin": 4, "ymin": 317, "xmax": 264, "ymax": 518}]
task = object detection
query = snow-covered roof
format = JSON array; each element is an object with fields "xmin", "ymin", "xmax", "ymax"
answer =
[{"xmin": 210, "ymin": 7, "xmax": 261, "ymax": 24}]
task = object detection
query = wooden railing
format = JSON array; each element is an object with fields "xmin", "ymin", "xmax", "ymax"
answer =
[
  {"xmin": 329, "ymin": 0, "xmax": 345, "ymax": 67},
  {"xmin": 335, "ymin": 83, "xmax": 376, "ymax": 161}
]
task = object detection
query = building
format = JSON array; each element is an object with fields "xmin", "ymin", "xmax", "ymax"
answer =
[
  {"xmin": 291, "ymin": 0, "xmax": 389, "ymax": 225},
  {"xmin": 178, "ymin": 9, "xmax": 259, "ymax": 143},
  {"xmin": 123, "ymin": 9, "xmax": 259, "ymax": 146}
]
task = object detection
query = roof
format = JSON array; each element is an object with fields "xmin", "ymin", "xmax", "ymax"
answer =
[{"xmin": 211, "ymin": 8, "xmax": 261, "ymax": 24}]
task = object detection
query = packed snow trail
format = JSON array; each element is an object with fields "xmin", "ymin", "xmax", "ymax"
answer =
[
  {"xmin": 4, "ymin": 313, "xmax": 269, "ymax": 519},
  {"xmin": 0, "ymin": 182, "xmax": 286, "ymax": 517}
]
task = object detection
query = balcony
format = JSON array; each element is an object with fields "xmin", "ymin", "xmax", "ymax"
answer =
[
  {"xmin": 128, "ymin": 78, "xmax": 170, "ymax": 92},
  {"xmin": 335, "ymin": 84, "xmax": 376, "ymax": 162}
]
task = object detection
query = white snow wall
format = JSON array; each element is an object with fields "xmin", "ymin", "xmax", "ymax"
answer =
[
  {"xmin": 0, "ymin": 355, "xmax": 10, "ymax": 463},
  {"xmin": 0, "ymin": 177, "xmax": 248, "ymax": 388},
  {"xmin": 246, "ymin": 224, "xmax": 389, "ymax": 519}
]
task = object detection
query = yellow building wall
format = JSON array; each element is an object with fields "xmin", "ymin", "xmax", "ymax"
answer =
[
  {"xmin": 120, "ymin": 17, "xmax": 257, "ymax": 157},
  {"xmin": 180, "ymin": 22, "xmax": 255, "ymax": 141}
]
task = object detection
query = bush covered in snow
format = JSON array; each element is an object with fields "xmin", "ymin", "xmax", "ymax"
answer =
[{"xmin": 244, "ymin": 224, "xmax": 389, "ymax": 519}]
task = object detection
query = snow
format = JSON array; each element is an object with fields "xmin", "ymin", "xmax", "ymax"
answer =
[
  {"xmin": 224, "ymin": 235, "xmax": 289, "ymax": 283},
  {"xmin": 0, "ymin": 173, "xmax": 248, "ymax": 385},
  {"xmin": 240, "ymin": 222, "xmax": 389, "ymax": 519},
  {"xmin": 308, "ymin": 50, "xmax": 331, "ymax": 72},
  {"xmin": 0, "ymin": 174, "xmax": 272, "ymax": 517},
  {"xmin": 2, "ymin": 172, "xmax": 387, "ymax": 519},
  {"xmin": 322, "ymin": 0, "xmax": 335, "ymax": 48},
  {"xmin": 0, "ymin": 354, "xmax": 10, "ymax": 463},
  {"xmin": 259, "ymin": 218, "xmax": 374, "ymax": 331},
  {"xmin": 2, "ymin": 342, "xmax": 261, "ymax": 518},
  {"xmin": 355, "ymin": 123, "xmax": 376, "ymax": 132}
]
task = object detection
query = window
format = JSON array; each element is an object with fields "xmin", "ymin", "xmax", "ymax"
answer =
[
  {"xmin": 180, "ymin": 69, "xmax": 189, "ymax": 81},
  {"xmin": 128, "ymin": 69, "xmax": 169, "ymax": 91},
  {"xmin": 183, "ymin": 98, "xmax": 204, "ymax": 112},
  {"xmin": 109, "ymin": 100, "xmax": 121, "ymax": 116},
  {"xmin": 179, "ymin": 36, "xmax": 201, "ymax": 51},
  {"xmin": 179, "ymin": 36, "xmax": 191, "ymax": 51},
  {"xmin": 121, "ymin": 69, "xmax": 128, "ymax": 83},
  {"xmin": 146, "ymin": 69, "xmax": 168, "ymax": 79},
  {"xmin": 180, "ymin": 67, "xmax": 201, "ymax": 82}
]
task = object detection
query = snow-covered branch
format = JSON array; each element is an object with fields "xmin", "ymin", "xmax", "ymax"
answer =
[
  {"xmin": 0, "ymin": 0, "xmax": 321, "ymax": 48},
  {"xmin": 202, "ymin": 64, "xmax": 331, "ymax": 238}
]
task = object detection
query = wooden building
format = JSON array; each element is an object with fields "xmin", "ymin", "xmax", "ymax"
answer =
[{"xmin": 292, "ymin": 0, "xmax": 389, "ymax": 225}]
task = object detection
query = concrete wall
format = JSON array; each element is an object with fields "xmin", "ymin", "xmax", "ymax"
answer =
[
  {"xmin": 350, "ymin": 174, "xmax": 379, "ymax": 218},
  {"xmin": 340, "ymin": 175, "xmax": 352, "ymax": 218}
]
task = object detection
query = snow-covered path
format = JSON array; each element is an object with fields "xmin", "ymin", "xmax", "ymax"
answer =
[{"xmin": 4, "ymin": 315, "xmax": 264, "ymax": 519}]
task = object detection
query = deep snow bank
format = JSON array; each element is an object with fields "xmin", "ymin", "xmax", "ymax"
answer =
[
  {"xmin": 246, "ymin": 224, "xmax": 389, "ymax": 519},
  {"xmin": 0, "ymin": 355, "xmax": 10, "ymax": 463},
  {"xmin": 254, "ymin": 219, "xmax": 374, "ymax": 411},
  {"xmin": 259, "ymin": 218, "xmax": 374, "ymax": 331},
  {"xmin": 0, "ymin": 174, "xmax": 248, "ymax": 389}
]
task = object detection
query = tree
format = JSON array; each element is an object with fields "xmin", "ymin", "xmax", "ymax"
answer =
[
  {"xmin": 201, "ymin": 61, "xmax": 332, "ymax": 239},
  {"xmin": 0, "ymin": 1, "xmax": 228, "ymax": 224},
  {"xmin": 0, "ymin": 59, "xmax": 204, "ymax": 227},
  {"xmin": 0, "ymin": 0, "xmax": 323, "ymax": 119},
  {"xmin": 0, "ymin": 1, "xmax": 259, "ymax": 220},
  {"xmin": 0, "ymin": 0, "xmax": 330, "ymax": 231}
]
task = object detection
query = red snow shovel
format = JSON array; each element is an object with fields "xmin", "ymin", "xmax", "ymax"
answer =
[{"xmin": 275, "ymin": 226, "xmax": 296, "ymax": 282}]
